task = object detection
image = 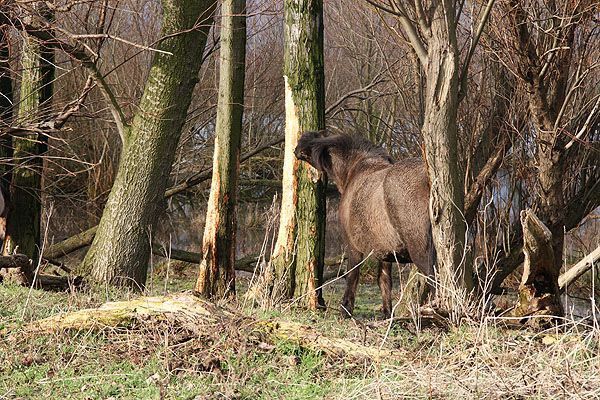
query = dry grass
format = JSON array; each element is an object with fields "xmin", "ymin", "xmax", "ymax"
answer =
[{"xmin": 1, "ymin": 267, "xmax": 599, "ymax": 399}]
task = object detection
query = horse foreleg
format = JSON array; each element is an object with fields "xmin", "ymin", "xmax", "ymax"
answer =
[
  {"xmin": 340, "ymin": 250, "xmax": 361, "ymax": 318},
  {"xmin": 378, "ymin": 261, "xmax": 393, "ymax": 318}
]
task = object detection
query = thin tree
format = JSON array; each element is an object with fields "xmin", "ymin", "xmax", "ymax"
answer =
[
  {"xmin": 82, "ymin": 0, "xmax": 218, "ymax": 288},
  {"xmin": 0, "ymin": 20, "xmax": 12, "ymax": 200},
  {"xmin": 5, "ymin": 8, "xmax": 54, "ymax": 259},
  {"xmin": 195, "ymin": 0, "xmax": 247, "ymax": 298},
  {"xmin": 0, "ymin": 20, "xmax": 12, "ymax": 244},
  {"xmin": 267, "ymin": 0, "xmax": 327, "ymax": 309}
]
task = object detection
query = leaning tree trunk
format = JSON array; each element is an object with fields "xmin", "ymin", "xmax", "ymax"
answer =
[
  {"xmin": 195, "ymin": 0, "xmax": 247, "ymax": 299},
  {"xmin": 5, "ymin": 15, "xmax": 54, "ymax": 259},
  {"xmin": 420, "ymin": 3, "xmax": 471, "ymax": 306},
  {"xmin": 267, "ymin": 0, "xmax": 327, "ymax": 309},
  {"xmin": 84, "ymin": 0, "xmax": 217, "ymax": 289}
]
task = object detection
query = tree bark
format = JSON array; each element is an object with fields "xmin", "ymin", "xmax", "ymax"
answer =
[
  {"xmin": 5, "ymin": 9, "xmax": 54, "ymax": 259},
  {"xmin": 267, "ymin": 0, "xmax": 327, "ymax": 309},
  {"xmin": 83, "ymin": 0, "xmax": 217, "ymax": 289},
  {"xmin": 195, "ymin": 0, "xmax": 246, "ymax": 299},
  {"xmin": 0, "ymin": 20, "xmax": 12, "ymax": 195},
  {"xmin": 420, "ymin": 2, "xmax": 471, "ymax": 304}
]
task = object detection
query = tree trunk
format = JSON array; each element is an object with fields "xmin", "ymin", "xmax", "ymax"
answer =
[
  {"xmin": 195, "ymin": 0, "xmax": 246, "ymax": 298},
  {"xmin": 0, "ymin": 21, "xmax": 12, "ymax": 242},
  {"xmin": 267, "ymin": 0, "xmax": 327, "ymax": 309},
  {"xmin": 83, "ymin": 0, "xmax": 217, "ymax": 289},
  {"xmin": 420, "ymin": 3, "xmax": 471, "ymax": 306},
  {"xmin": 5, "ymin": 11, "xmax": 54, "ymax": 260}
]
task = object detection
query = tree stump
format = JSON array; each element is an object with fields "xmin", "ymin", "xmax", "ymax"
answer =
[{"xmin": 511, "ymin": 210, "xmax": 563, "ymax": 322}]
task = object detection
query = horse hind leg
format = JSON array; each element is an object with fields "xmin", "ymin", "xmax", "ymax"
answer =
[
  {"xmin": 340, "ymin": 250, "xmax": 362, "ymax": 318},
  {"xmin": 378, "ymin": 261, "xmax": 393, "ymax": 318}
]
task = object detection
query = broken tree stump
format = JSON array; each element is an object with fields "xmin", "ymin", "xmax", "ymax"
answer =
[{"xmin": 511, "ymin": 210, "xmax": 563, "ymax": 321}]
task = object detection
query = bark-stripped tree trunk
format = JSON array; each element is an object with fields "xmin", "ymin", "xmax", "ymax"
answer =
[
  {"xmin": 83, "ymin": 0, "xmax": 217, "ymax": 289},
  {"xmin": 5, "ymin": 12, "xmax": 54, "ymax": 259},
  {"xmin": 195, "ymin": 0, "xmax": 246, "ymax": 299},
  {"xmin": 268, "ymin": 0, "xmax": 327, "ymax": 309}
]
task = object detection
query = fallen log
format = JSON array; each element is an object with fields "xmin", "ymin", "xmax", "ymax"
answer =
[
  {"xmin": 24, "ymin": 293, "xmax": 400, "ymax": 361},
  {"xmin": 558, "ymin": 245, "xmax": 600, "ymax": 292},
  {"xmin": 151, "ymin": 246, "xmax": 347, "ymax": 281},
  {"xmin": 0, "ymin": 253, "xmax": 83, "ymax": 291}
]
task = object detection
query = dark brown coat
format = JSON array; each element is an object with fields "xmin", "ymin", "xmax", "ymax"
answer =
[{"xmin": 295, "ymin": 132, "xmax": 434, "ymax": 317}]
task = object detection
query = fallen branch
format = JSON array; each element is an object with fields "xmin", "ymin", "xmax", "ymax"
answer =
[
  {"xmin": 24, "ymin": 293, "xmax": 400, "ymax": 361},
  {"xmin": 0, "ymin": 254, "xmax": 83, "ymax": 291},
  {"xmin": 151, "ymin": 246, "xmax": 347, "ymax": 281},
  {"xmin": 558, "ymin": 245, "xmax": 600, "ymax": 292}
]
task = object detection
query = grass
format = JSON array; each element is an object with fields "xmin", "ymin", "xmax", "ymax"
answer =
[{"xmin": 1, "ymin": 268, "xmax": 599, "ymax": 399}]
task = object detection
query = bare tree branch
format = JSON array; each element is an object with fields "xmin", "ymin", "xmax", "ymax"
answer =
[{"xmin": 364, "ymin": 0, "xmax": 428, "ymax": 65}]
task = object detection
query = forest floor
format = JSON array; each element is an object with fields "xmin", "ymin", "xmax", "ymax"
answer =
[{"xmin": 1, "ymin": 263, "xmax": 599, "ymax": 399}]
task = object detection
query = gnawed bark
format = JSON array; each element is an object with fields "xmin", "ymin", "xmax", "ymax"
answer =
[
  {"xmin": 196, "ymin": 0, "xmax": 246, "ymax": 298},
  {"xmin": 511, "ymin": 210, "xmax": 562, "ymax": 320},
  {"xmin": 265, "ymin": 0, "xmax": 327, "ymax": 310},
  {"xmin": 24, "ymin": 293, "xmax": 399, "ymax": 361}
]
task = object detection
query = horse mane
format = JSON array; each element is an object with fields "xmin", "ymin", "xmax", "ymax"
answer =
[{"xmin": 314, "ymin": 134, "xmax": 393, "ymax": 163}]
